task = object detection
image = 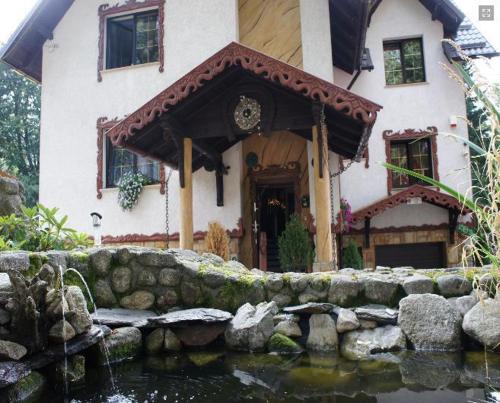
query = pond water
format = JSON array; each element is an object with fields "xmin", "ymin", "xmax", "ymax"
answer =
[{"xmin": 42, "ymin": 350, "xmax": 499, "ymax": 403}]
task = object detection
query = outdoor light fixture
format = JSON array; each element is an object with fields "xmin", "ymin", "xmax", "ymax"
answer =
[
  {"xmin": 90, "ymin": 212, "xmax": 103, "ymax": 246},
  {"xmin": 449, "ymin": 115, "xmax": 457, "ymax": 128}
]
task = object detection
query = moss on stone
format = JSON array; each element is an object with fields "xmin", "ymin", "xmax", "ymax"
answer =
[
  {"xmin": 187, "ymin": 351, "xmax": 225, "ymax": 366},
  {"xmin": 6, "ymin": 371, "xmax": 46, "ymax": 402},
  {"xmin": 70, "ymin": 251, "xmax": 89, "ymax": 264},
  {"xmin": 27, "ymin": 253, "xmax": 46, "ymax": 279},
  {"xmin": 267, "ymin": 333, "xmax": 303, "ymax": 354}
]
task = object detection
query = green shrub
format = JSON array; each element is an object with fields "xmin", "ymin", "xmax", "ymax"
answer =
[
  {"xmin": 278, "ymin": 214, "xmax": 313, "ymax": 272},
  {"xmin": 0, "ymin": 203, "xmax": 91, "ymax": 251},
  {"xmin": 343, "ymin": 240, "xmax": 363, "ymax": 270}
]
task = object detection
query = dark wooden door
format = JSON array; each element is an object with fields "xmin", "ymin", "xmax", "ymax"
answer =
[{"xmin": 375, "ymin": 242, "xmax": 446, "ymax": 269}]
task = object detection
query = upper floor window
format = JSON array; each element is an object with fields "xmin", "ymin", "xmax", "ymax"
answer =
[
  {"xmin": 390, "ymin": 138, "xmax": 433, "ymax": 188},
  {"xmin": 106, "ymin": 11, "xmax": 159, "ymax": 69},
  {"xmin": 106, "ymin": 138, "xmax": 160, "ymax": 187},
  {"xmin": 383, "ymin": 38, "xmax": 425, "ymax": 85}
]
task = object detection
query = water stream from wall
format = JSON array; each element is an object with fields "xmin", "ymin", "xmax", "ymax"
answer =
[
  {"xmin": 63, "ymin": 267, "xmax": 116, "ymax": 390},
  {"xmin": 58, "ymin": 266, "xmax": 70, "ymax": 396}
]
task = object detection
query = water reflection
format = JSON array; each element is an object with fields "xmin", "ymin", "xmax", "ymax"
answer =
[{"xmin": 41, "ymin": 350, "xmax": 499, "ymax": 403}]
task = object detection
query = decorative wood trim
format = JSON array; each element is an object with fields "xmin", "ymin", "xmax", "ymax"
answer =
[
  {"xmin": 340, "ymin": 223, "xmax": 452, "ymax": 235},
  {"xmin": 96, "ymin": 116, "xmax": 165, "ymax": 198},
  {"xmin": 97, "ymin": 0, "xmax": 165, "ymax": 82},
  {"xmin": 102, "ymin": 218, "xmax": 244, "ymax": 244},
  {"xmin": 383, "ymin": 127, "xmax": 439, "ymax": 194},
  {"xmin": 348, "ymin": 184, "xmax": 470, "ymax": 227},
  {"xmin": 106, "ymin": 42, "xmax": 382, "ymax": 145}
]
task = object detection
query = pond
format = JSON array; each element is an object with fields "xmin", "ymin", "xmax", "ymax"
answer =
[{"xmin": 40, "ymin": 350, "xmax": 499, "ymax": 403}]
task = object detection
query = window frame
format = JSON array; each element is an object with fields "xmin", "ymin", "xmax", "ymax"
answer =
[
  {"xmin": 390, "ymin": 138, "xmax": 433, "ymax": 189},
  {"xmin": 105, "ymin": 10, "xmax": 159, "ymax": 70},
  {"xmin": 383, "ymin": 37, "xmax": 426, "ymax": 85},
  {"xmin": 97, "ymin": 0, "xmax": 165, "ymax": 82},
  {"xmin": 383, "ymin": 127, "xmax": 439, "ymax": 194}
]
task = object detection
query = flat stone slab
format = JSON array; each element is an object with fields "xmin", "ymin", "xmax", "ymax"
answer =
[
  {"xmin": 148, "ymin": 308, "xmax": 233, "ymax": 327},
  {"xmin": 283, "ymin": 303, "xmax": 335, "ymax": 315},
  {"xmin": 92, "ymin": 308, "xmax": 156, "ymax": 328},
  {"xmin": 354, "ymin": 305, "xmax": 398, "ymax": 325}
]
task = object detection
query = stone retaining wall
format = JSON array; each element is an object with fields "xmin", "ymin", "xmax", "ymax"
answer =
[{"xmin": 0, "ymin": 247, "xmax": 495, "ymax": 313}]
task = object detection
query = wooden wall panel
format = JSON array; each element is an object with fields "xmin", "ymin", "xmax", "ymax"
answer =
[
  {"xmin": 239, "ymin": 131, "xmax": 310, "ymax": 267},
  {"xmin": 238, "ymin": 0, "xmax": 303, "ymax": 68}
]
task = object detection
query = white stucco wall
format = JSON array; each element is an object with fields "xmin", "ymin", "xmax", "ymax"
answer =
[
  {"xmin": 39, "ymin": 0, "xmax": 240, "ymax": 236},
  {"xmin": 334, "ymin": 0, "xmax": 471, "ymax": 225}
]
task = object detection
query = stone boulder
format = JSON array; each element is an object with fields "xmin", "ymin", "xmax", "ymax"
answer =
[
  {"xmin": 402, "ymin": 275, "xmax": 434, "ymax": 295},
  {"xmin": 306, "ymin": 314, "xmax": 338, "ymax": 351},
  {"xmin": 0, "ymin": 176, "xmax": 23, "ymax": 216},
  {"xmin": 447, "ymin": 294, "xmax": 478, "ymax": 317},
  {"xmin": 48, "ymin": 320, "xmax": 76, "ymax": 344},
  {"xmin": 89, "ymin": 249, "xmax": 112, "ymax": 277},
  {"xmin": 328, "ymin": 275, "xmax": 362, "ymax": 306},
  {"xmin": 174, "ymin": 323, "xmax": 227, "ymax": 347},
  {"xmin": 94, "ymin": 280, "xmax": 117, "ymax": 308},
  {"xmin": 164, "ymin": 329, "xmax": 182, "ymax": 352},
  {"xmin": 224, "ymin": 301, "xmax": 278, "ymax": 351},
  {"xmin": 0, "ymin": 252, "xmax": 30, "ymax": 273},
  {"xmin": 111, "ymin": 266, "xmax": 132, "ymax": 293},
  {"xmin": 267, "ymin": 333, "xmax": 303, "ymax": 354},
  {"xmin": 340, "ymin": 325, "xmax": 406, "ymax": 359},
  {"xmin": 462, "ymin": 299, "xmax": 500, "ymax": 351},
  {"xmin": 0, "ymin": 341, "xmax": 27, "ymax": 361},
  {"xmin": 335, "ymin": 308, "xmax": 360, "ymax": 333},
  {"xmin": 437, "ymin": 274, "xmax": 472, "ymax": 297},
  {"xmin": 120, "ymin": 291, "xmax": 155, "ymax": 310},
  {"xmin": 95, "ymin": 327, "xmax": 142, "ymax": 365},
  {"xmin": 362, "ymin": 277, "xmax": 400, "ymax": 306},
  {"xmin": 65, "ymin": 286, "xmax": 92, "ymax": 334},
  {"xmin": 398, "ymin": 294, "xmax": 462, "ymax": 351},
  {"xmin": 4, "ymin": 371, "xmax": 46, "ymax": 402},
  {"xmin": 274, "ymin": 319, "xmax": 302, "ymax": 338}
]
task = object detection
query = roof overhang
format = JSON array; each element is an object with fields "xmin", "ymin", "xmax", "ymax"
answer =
[
  {"xmin": 350, "ymin": 184, "xmax": 471, "ymax": 225},
  {"xmin": 105, "ymin": 42, "xmax": 381, "ymax": 171}
]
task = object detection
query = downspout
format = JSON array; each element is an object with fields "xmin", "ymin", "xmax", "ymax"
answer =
[{"xmin": 347, "ymin": 70, "xmax": 362, "ymax": 90}]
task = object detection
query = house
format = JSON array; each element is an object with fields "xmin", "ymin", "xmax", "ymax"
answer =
[{"xmin": 1, "ymin": 0, "xmax": 497, "ymax": 271}]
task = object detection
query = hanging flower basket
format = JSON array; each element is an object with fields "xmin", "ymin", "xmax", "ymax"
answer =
[{"xmin": 117, "ymin": 172, "xmax": 147, "ymax": 211}]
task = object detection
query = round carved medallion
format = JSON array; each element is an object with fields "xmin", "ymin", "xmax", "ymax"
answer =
[{"xmin": 233, "ymin": 96, "xmax": 261, "ymax": 131}]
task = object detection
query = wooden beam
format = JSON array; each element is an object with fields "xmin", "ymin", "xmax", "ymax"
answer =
[
  {"xmin": 312, "ymin": 124, "xmax": 334, "ymax": 271},
  {"xmin": 312, "ymin": 103, "xmax": 324, "ymax": 178},
  {"xmin": 216, "ymin": 168, "xmax": 224, "ymax": 207},
  {"xmin": 364, "ymin": 218, "xmax": 371, "ymax": 248},
  {"xmin": 449, "ymin": 209, "xmax": 458, "ymax": 244},
  {"xmin": 180, "ymin": 138, "xmax": 193, "ymax": 249}
]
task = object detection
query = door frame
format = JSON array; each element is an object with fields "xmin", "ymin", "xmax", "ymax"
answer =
[{"xmin": 248, "ymin": 161, "xmax": 302, "ymax": 269}]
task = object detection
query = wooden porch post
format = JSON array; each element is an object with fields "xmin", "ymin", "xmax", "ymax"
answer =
[
  {"xmin": 180, "ymin": 137, "xmax": 193, "ymax": 249},
  {"xmin": 312, "ymin": 125, "xmax": 334, "ymax": 271}
]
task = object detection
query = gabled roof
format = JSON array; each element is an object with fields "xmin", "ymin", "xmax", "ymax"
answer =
[{"xmin": 350, "ymin": 184, "xmax": 471, "ymax": 225}]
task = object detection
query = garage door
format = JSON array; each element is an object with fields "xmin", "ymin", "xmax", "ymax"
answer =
[{"xmin": 375, "ymin": 242, "xmax": 446, "ymax": 269}]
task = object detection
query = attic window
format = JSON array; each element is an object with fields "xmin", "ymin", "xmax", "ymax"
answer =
[
  {"xmin": 106, "ymin": 11, "xmax": 159, "ymax": 69},
  {"xmin": 383, "ymin": 38, "xmax": 425, "ymax": 85}
]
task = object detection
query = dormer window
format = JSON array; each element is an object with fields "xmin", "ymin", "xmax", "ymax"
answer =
[
  {"xmin": 383, "ymin": 38, "xmax": 425, "ymax": 85},
  {"xmin": 106, "ymin": 11, "xmax": 159, "ymax": 69}
]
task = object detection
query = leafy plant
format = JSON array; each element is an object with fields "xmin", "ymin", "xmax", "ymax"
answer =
[
  {"xmin": 278, "ymin": 214, "xmax": 313, "ymax": 272},
  {"xmin": 117, "ymin": 172, "xmax": 147, "ymax": 210},
  {"xmin": 343, "ymin": 240, "xmax": 363, "ymax": 270},
  {"xmin": 205, "ymin": 221, "xmax": 230, "ymax": 261},
  {"xmin": 0, "ymin": 203, "xmax": 91, "ymax": 251},
  {"xmin": 337, "ymin": 198, "xmax": 354, "ymax": 231}
]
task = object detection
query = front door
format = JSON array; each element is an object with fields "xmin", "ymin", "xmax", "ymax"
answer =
[{"xmin": 254, "ymin": 183, "xmax": 296, "ymax": 272}]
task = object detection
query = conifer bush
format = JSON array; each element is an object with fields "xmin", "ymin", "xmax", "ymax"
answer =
[
  {"xmin": 278, "ymin": 214, "xmax": 313, "ymax": 272},
  {"xmin": 342, "ymin": 240, "xmax": 363, "ymax": 270}
]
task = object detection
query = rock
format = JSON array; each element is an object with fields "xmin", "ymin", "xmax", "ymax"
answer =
[
  {"xmin": 0, "ymin": 308, "xmax": 11, "ymax": 325},
  {"xmin": 45, "ymin": 289, "xmax": 69, "ymax": 319},
  {"xmin": 96, "ymin": 327, "xmax": 142, "ymax": 364},
  {"xmin": 0, "ymin": 341, "xmax": 27, "ymax": 361},
  {"xmin": 145, "ymin": 328, "xmax": 165, "ymax": 354},
  {"xmin": 306, "ymin": 314, "xmax": 338, "ymax": 351},
  {"xmin": 148, "ymin": 308, "xmax": 233, "ymax": 327},
  {"xmin": 266, "ymin": 274, "xmax": 284, "ymax": 292},
  {"xmin": 138, "ymin": 250, "xmax": 175, "ymax": 267},
  {"xmin": 47, "ymin": 355, "xmax": 85, "ymax": 386},
  {"xmin": 402, "ymin": 275, "xmax": 434, "ymax": 295},
  {"xmin": 46, "ymin": 251, "xmax": 68, "ymax": 269},
  {"xmin": 65, "ymin": 286, "xmax": 92, "ymax": 334},
  {"xmin": 437, "ymin": 274, "xmax": 472, "ymax": 297},
  {"xmin": 448, "ymin": 294, "xmax": 477, "ymax": 317},
  {"xmin": 156, "ymin": 289, "xmax": 178, "ymax": 308},
  {"xmin": 398, "ymin": 294, "xmax": 462, "ymax": 351},
  {"xmin": 283, "ymin": 302, "xmax": 334, "ymax": 315},
  {"xmin": 328, "ymin": 275, "xmax": 362, "ymax": 306},
  {"xmin": 0, "ymin": 177, "xmax": 23, "ymax": 216},
  {"xmin": 274, "ymin": 320, "xmax": 302, "ymax": 338},
  {"xmin": 0, "ymin": 273, "xmax": 12, "ymax": 292},
  {"xmin": 120, "ymin": 291, "xmax": 155, "ymax": 310},
  {"xmin": 116, "ymin": 247, "xmax": 134, "ymax": 265},
  {"xmin": 180, "ymin": 280, "xmax": 201, "ymax": 305},
  {"xmin": 94, "ymin": 279, "xmax": 117, "ymax": 308},
  {"xmin": 362, "ymin": 277, "xmax": 400, "ymax": 305},
  {"xmin": 137, "ymin": 270, "xmax": 157, "ymax": 287},
  {"xmin": 0, "ymin": 252, "xmax": 30, "ymax": 273},
  {"xmin": 462, "ymin": 299, "xmax": 500, "ymax": 350},
  {"xmin": 271, "ymin": 293, "xmax": 292, "ymax": 307},
  {"xmin": 224, "ymin": 301, "xmax": 278, "ymax": 351},
  {"xmin": 201, "ymin": 253, "xmax": 225, "ymax": 266},
  {"xmin": 201, "ymin": 270, "xmax": 226, "ymax": 288},
  {"xmin": 289, "ymin": 273, "xmax": 309, "ymax": 292},
  {"xmin": 267, "ymin": 333, "xmax": 303, "ymax": 354},
  {"xmin": 187, "ymin": 351, "xmax": 224, "ymax": 367},
  {"xmin": 158, "ymin": 268, "xmax": 181, "ymax": 287},
  {"xmin": 174, "ymin": 324, "xmax": 226, "ymax": 347},
  {"xmin": 359, "ymin": 319, "xmax": 378, "ymax": 329},
  {"xmin": 336, "ymin": 308, "xmax": 360, "ymax": 333},
  {"xmin": 111, "ymin": 266, "xmax": 132, "ymax": 293},
  {"xmin": 92, "ymin": 308, "xmax": 155, "ymax": 328},
  {"xmin": 5, "ymin": 371, "xmax": 46, "ymax": 402},
  {"xmin": 89, "ymin": 249, "xmax": 112, "ymax": 277},
  {"xmin": 0, "ymin": 362, "xmax": 30, "ymax": 389},
  {"xmin": 340, "ymin": 325, "xmax": 406, "ymax": 359},
  {"xmin": 48, "ymin": 320, "xmax": 76, "ymax": 344},
  {"xmin": 164, "ymin": 329, "xmax": 182, "ymax": 352},
  {"xmin": 273, "ymin": 313, "xmax": 299, "ymax": 324},
  {"xmin": 354, "ymin": 305, "xmax": 398, "ymax": 325}
]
